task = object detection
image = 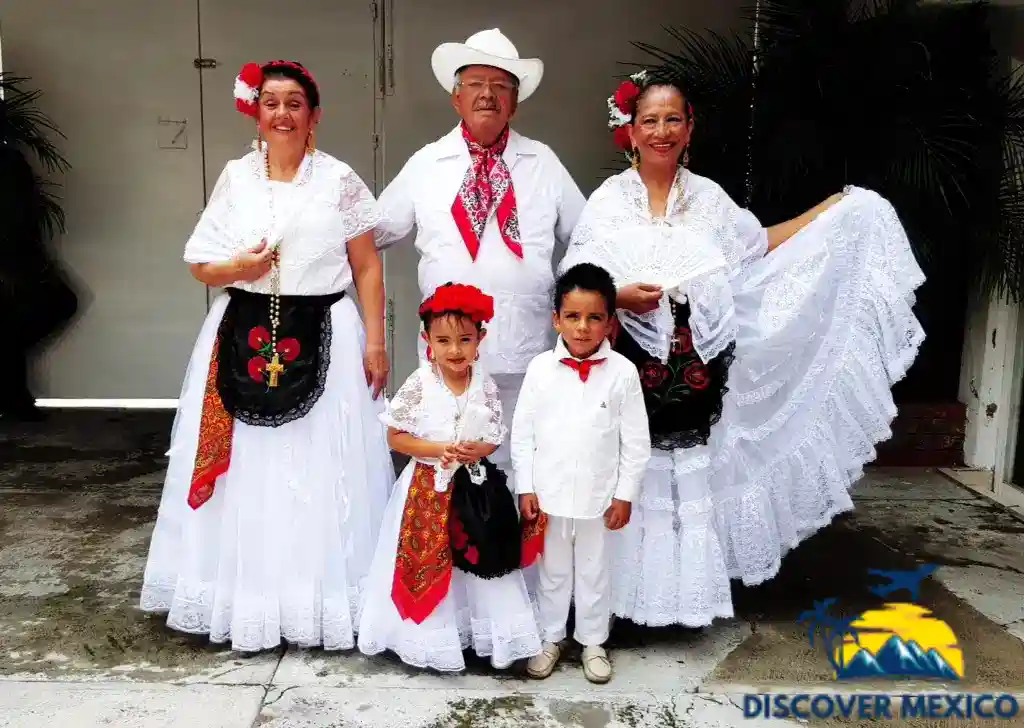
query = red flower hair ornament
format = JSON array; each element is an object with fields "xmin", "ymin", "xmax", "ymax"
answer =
[
  {"xmin": 233, "ymin": 60, "xmax": 320, "ymax": 119},
  {"xmin": 606, "ymin": 70, "xmax": 695, "ymax": 153},
  {"xmin": 418, "ymin": 283, "xmax": 495, "ymax": 325},
  {"xmin": 234, "ymin": 63, "xmax": 264, "ymax": 118}
]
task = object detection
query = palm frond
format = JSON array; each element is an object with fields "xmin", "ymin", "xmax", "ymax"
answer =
[
  {"xmin": 0, "ymin": 73, "xmax": 70, "ymax": 174},
  {"xmin": 0, "ymin": 73, "xmax": 70, "ymax": 253}
]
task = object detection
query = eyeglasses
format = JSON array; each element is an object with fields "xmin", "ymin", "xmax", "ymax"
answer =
[{"xmin": 457, "ymin": 79, "xmax": 517, "ymax": 95}]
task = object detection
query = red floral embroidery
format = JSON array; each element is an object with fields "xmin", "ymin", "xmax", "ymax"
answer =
[
  {"xmin": 247, "ymin": 356, "xmax": 267, "ymax": 382},
  {"xmin": 277, "ymin": 337, "xmax": 301, "ymax": 362},
  {"xmin": 671, "ymin": 327, "xmax": 694, "ymax": 356},
  {"xmin": 640, "ymin": 361, "xmax": 670, "ymax": 389},
  {"xmin": 248, "ymin": 326, "xmax": 271, "ymax": 350},
  {"xmin": 451, "ymin": 515, "xmax": 469, "ymax": 550},
  {"xmin": 682, "ymin": 361, "xmax": 710, "ymax": 390}
]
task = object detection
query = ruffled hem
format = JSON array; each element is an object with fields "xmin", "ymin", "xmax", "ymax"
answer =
[
  {"xmin": 140, "ymin": 583, "xmax": 363, "ymax": 652},
  {"xmin": 358, "ymin": 604, "xmax": 541, "ymax": 672}
]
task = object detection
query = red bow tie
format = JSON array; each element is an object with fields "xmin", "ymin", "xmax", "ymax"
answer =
[{"xmin": 560, "ymin": 357, "xmax": 605, "ymax": 382}]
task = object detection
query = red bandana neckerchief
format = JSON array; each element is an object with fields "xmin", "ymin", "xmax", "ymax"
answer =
[
  {"xmin": 451, "ymin": 124, "xmax": 523, "ymax": 261},
  {"xmin": 560, "ymin": 357, "xmax": 606, "ymax": 383}
]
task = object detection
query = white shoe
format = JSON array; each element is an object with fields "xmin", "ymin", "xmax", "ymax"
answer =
[
  {"xmin": 526, "ymin": 641, "xmax": 561, "ymax": 679},
  {"xmin": 582, "ymin": 645, "xmax": 612, "ymax": 684}
]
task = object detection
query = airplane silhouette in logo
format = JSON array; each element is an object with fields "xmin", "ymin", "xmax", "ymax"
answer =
[{"xmin": 867, "ymin": 564, "xmax": 938, "ymax": 601}]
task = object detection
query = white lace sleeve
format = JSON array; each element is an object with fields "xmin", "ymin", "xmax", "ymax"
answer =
[
  {"xmin": 557, "ymin": 185, "xmax": 615, "ymax": 276},
  {"xmin": 184, "ymin": 162, "xmax": 240, "ymax": 263},
  {"xmin": 685, "ymin": 271, "xmax": 738, "ymax": 363},
  {"xmin": 479, "ymin": 375, "xmax": 507, "ymax": 446},
  {"xmin": 338, "ymin": 169, "xmax": 384, "ymax": 243},
  {"xmin": 703, "ymin": 184, "xmax": 768, "ymax": 278},
  {"xmin": 380, "ymin": 370, "xmax": 424, "ymax": 436}
]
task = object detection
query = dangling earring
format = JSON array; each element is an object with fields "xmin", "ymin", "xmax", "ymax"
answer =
[
  {"xmin": 306, "ymin": 129, "xmax": 316, "ymax": 154},
  {"xmin": 683, "ymin": 145, "xmax": 690, "ymax": 168},
  {"xmin": 631, "ymin": 147, "xmax": 640, "ymax": 170},
  {"xmin": 252, "ymin": 124, "xmax": 264, "ymax": 153},
  {"xmin": 426, "ymin": 346, "xmax": 433, "ymax": 362}
]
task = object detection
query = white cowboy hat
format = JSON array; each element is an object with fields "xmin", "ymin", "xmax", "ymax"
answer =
[{"xmin": 431, "ymin": 28, "xmax": 544, "ymax": 101}]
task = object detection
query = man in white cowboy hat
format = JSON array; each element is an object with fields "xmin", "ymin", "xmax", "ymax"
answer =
[{"xmin": 375, "ymin": 28, "xmax": 586, "ymax": 482}]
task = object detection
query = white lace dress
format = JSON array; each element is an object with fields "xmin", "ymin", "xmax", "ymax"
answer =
[
  {"xmin": 139, "ymin": 151, "xmax": 395, "ymax": 651},
  {"xmin": 559, "ymin": 168, "xmax": 925, "ymax": 627},
  {"xmin": 357, "ymin": 363, "xmax": 542, "ymax": 671}
]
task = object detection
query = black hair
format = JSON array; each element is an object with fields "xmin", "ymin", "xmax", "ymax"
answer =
[
  {"xmin": 630, "ymin": 69, "xmax": 693, "ymax": 125},
  {"xmin": 262, "ymin": 61, "xmax": 320, "ymax": 109},
  {"xmin": 554, "ymin": 263, "xmax": 617, "ymax": 317}
]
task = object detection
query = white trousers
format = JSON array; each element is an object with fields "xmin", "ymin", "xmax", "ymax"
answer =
[{"xmin": 536, "ymin": 515, "xmax": 611, "ymax": 647}]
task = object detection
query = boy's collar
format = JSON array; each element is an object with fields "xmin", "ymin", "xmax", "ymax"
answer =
[{"xmin": 555, "ymin": 337, "xmax": 611, "ymax": 362}]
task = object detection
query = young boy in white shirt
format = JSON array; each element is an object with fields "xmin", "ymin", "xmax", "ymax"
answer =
[{"xmin": 512, "ymin": 262, "xmax": 651, "ymax": 684}]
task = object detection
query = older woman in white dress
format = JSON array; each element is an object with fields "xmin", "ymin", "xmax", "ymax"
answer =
[
  {"xmin": 560, "ymin": 70, "xmax": 925, "ymax": 628},
  {"xmin": 139, "ymin": 60, "xmax": 394, "ymax": 652}
]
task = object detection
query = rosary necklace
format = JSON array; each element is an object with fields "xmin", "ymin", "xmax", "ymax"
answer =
[{"xmin": 261, "ymin": 149, "xmax": 313, "ymax": 387}]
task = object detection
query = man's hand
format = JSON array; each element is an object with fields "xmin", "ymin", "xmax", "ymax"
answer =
[
  {"xmin": 604, "ymin": 498, "xmax": 632, "ymax": 530},
  {"xmin": 519, "ymin": 494, "xmax": 540, "ymax": 521}
]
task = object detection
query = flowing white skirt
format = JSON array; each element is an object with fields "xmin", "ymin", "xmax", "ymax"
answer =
[
  {"xmin": 357, "ymin": 460, "xmax": 542, "ymax": 672},
  {"xmin": 611, "ymin": 188, "xmax": 925, "ymax": 627},
  {"xmin": 139, "ymin": 294, "xmax": 395, "ymax": 652}
]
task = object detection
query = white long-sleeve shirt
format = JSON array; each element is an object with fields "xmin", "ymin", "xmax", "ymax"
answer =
[
  {"xmin": 373, "ymin": 125, "xmax": 586, "ymax": 374},
  {"xmin": 511, "ymin": 338, "xmax": 652, "ymax": 519}
]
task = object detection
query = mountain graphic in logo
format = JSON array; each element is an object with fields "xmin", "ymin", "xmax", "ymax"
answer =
[
  {"xmin": 837, "ymin": 634, "xmax": 961, "ymax": 680},
  {"xmin": 798, "ymin": 566, "xmax": 965, "ymax": 681}
]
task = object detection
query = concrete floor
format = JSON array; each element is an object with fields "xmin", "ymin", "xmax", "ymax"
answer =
[{"xmin": 4, "ymin": 412, "xmax": 1024, "ymax": 727}]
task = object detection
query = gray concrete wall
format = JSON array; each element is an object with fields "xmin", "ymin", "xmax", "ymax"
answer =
[{"xmin": 3, "ymin": 0, "xmax": 752, "ymax": 398}]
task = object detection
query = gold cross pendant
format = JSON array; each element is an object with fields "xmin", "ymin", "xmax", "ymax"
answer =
[{"xmin": 267, "ymin": 352, "xmax": 285, "ymax": 388}]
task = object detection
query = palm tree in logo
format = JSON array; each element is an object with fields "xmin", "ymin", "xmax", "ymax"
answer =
[{"xmin": 798, "ymin": 598, "xmax": 863, "ymax": 675}]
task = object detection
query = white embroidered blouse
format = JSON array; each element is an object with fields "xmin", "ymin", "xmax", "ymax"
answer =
[
  {"xmin": 381, "ymin": 363, "xmax": 508, "ymax": 491},
  {"xmin": 558, "ymin": 168, "xmax": 768, "ymax": 364},
  {"xmin": 183, "ymin": 151, "xmax": 383, "ymax": 296}
]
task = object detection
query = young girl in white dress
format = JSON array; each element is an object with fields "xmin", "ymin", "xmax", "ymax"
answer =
[{"xmin": 357, "ymin": 283, "xmax": 542, "ymax": 672}]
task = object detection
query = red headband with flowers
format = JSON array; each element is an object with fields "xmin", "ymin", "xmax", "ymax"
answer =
[
  {"xmin": 606, "ymin": 70, "xmax": 695, "ymax": 151},
  {"xmin": 233, "ymin": 61, "xmax": 320, "ymax": 118},
  {"xmin": 419, "ymin": 283, "xmax": 495, "ymax": 325}
]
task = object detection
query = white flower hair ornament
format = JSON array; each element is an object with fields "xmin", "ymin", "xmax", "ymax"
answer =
[{"xmin": 234, "ymin": 63, "xmax": 264, "ymax": 119}]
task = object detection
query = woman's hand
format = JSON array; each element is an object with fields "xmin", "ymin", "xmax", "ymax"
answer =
[
  {"xmin": 364, "ymin": 341, "xmax": 389, "ymax": 400},
  {"xmin": 617, "ymin": 283, "xmax": 663, "ymax": 315},
  {"xmin": 452, "ymin": 441, "xmax": 494, "ymax": 463},
  {"xmin": 439, "ymin": 443, "xmax": 460, "ymax": 469},
  {"xmin": 519, "ymin": 494, "xmax": 541, "ymax": 521},
  {"xmin": 232, "ymin": 240, "xmax": 274, "ymax": 282}
]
